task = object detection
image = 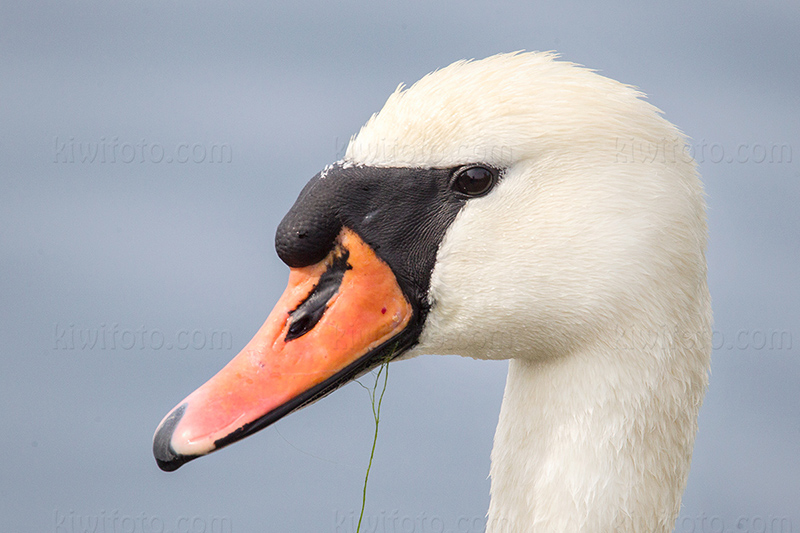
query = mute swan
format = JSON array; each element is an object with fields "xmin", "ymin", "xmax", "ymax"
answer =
[{"xmin": 154, "ymin": 52, "xmax": 711, "ymax": 532}]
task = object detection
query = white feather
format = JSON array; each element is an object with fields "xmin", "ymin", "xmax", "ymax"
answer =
[{"xmin": 346, "ymin": 52, "xmax": 711, "ymax": 533}]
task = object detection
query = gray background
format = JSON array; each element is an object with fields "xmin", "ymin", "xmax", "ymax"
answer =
[{"xmin": 2, "ymin": 2, "xmax": 798, "ymax": 532}]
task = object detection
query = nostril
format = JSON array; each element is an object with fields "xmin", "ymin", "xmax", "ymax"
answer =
[
  {"xmin": 286, "ymin": 314, "xmax": 312, "ymax": 340},
  {"xmin": 284, "ymin": 249, "xmax": 351, "ymax": 342}
]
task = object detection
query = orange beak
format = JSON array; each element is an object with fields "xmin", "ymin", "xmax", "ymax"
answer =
[{"xmin": 153, "ymin": 228, "xmax": 413, "ymax": 471}]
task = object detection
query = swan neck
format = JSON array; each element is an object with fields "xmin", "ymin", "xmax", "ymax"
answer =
[{"xmin": 487, "ymin": 330, "xmax": 708, "ymax": 533}]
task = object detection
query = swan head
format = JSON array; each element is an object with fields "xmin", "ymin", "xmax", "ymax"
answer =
[
  {"xmin": 346, "ymin": 52, "xmax": 709, "ymax": 363},
  {"xmin": 153, "ymin": 51, "xmax": 710, "ymax": 506}
]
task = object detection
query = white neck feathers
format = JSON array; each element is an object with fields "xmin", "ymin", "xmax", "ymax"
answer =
[{"xmin": 488, "ymin": 305, "xmax": 710, "ymax": 532}]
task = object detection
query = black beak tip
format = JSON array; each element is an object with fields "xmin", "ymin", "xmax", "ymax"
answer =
[{"xmin": 153, "ymin": 403, "xmax": 196, "ymax": 472}]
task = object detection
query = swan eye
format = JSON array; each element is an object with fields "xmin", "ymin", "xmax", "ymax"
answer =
[{"xmin": 452, "ymin": 165, "xmax": 497, "ymax": 197}]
